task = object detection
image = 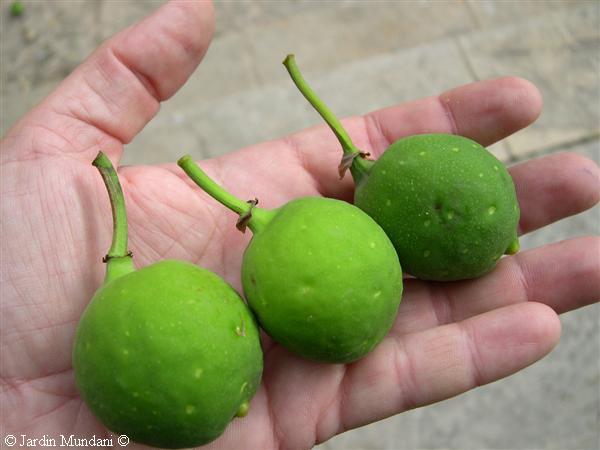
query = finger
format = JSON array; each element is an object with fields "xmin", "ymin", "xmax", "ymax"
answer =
[
  {"xmin": 367, "ymin": 76, "xmax": 543, "ymax": 154},
  {"xmin": 323, "ymin": 302, "xmax": 560, "ymax": 437},
  {"xmin": 5, "ymin": 0, "xmax": 214, "ymax": 162},
  {"xmin": 393, "ymin": 236, "xmax": 600, "ymax": 335},
  {"xmin": 275, "ymin": 76, "xmax": 542, "ymax": 199},
  {"xmin": 510, "ymin": 152, "xmax": 600, "ymax": 234}
]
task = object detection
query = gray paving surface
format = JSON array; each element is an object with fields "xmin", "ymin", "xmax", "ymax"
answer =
[{"xmin": 1, "ymin": 1, "xmax": 599, "ymax": 449}]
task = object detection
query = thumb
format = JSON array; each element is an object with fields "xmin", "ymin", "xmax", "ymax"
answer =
[{"xmin": 3, "ymin": 0, "xmax": 214, "ymax": 163}]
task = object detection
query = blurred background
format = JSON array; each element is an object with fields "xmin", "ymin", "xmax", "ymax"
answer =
[{"xmin": 1, "ymin": 1, "xmax": 598, "ymax": 449}]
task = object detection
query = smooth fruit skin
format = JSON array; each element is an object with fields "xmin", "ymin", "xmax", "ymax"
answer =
[
  {"xmin": 354, "ymin": 134, "xmax": 520, "ymax": 281},
  {"xmin": 242, "ymin": 197, "xmax": 403, "ymax": 363},
  {"xmin": 73, "ymin": 260, "xmax": 263, "ymax": 448}
]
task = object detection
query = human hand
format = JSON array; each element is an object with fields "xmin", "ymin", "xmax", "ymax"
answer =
[{"xmin": 2, "ymin": 1, "xmax": 599, "ymax": 449}]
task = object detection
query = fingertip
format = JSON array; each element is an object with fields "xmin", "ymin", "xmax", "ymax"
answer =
[
  {"xmin": 557, "ymin": 152, "xmax": 600, "ymax": 208},
  {"xmin": 498, "ymin": 76, "xmax": 543, "ymax": 122},
  {"xmin": 522, "ymin": 302, "xmax": 562, "ymax": 354},
  {"xmin": 111, "ymin": 0, "xmax": 215, "ymax": 102},
  {"xmin": 168, "ymin": 0, "xmax": 215, "ymax": 60},
  {"xmin": 438, "ymin": 76, "xmax": 544, "ymax": 146},
  {"xmin": 510, "ymin": 152, "xmax": 599, "ymax": 234}
]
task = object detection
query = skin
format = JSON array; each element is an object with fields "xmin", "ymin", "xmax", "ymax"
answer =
[{"xmin": 1, "ymin": 1, "xmax": 599, "ymax": 449}]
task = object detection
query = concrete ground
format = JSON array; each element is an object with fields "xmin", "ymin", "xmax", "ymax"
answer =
[{"xmin": 1, "ymin": 1, "xmax": 598, "ymax": 449}]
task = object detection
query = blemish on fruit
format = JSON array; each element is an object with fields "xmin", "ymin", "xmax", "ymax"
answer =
[
  {"xmin": 488, "ymin": 206, "xmax": 497, "ymax": 215},
  {"xmin": 236, "ymin": 402, "xmax": 249, "ymax": 417},
  {"xmin": 194, "ymin": 368, "xmax": 204, "ymax": 379},
  {"xmin": 424, "ymin": 219, "xmax": 431, "ymax": 227},
  {"xmin": 235, "ymin": 315, "xmax": 246, "ymax": 337},
  {"xmin": 423, "ymin": 250, "xmax": 431, "ymax": 257}
]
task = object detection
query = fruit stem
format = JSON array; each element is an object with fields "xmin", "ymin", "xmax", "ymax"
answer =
[
  {"xmin": 92, "ymin": 152, "xmax": 135, "ymax": 283},
  {"xmin": 177, "ymin": 156, "xmax": 274, "ymax": 234},
  {"xmin": 282, "ymin": 54, "xmax": 373, "ymax": 183}
]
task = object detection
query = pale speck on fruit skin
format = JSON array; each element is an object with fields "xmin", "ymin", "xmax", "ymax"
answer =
[
  {"xmin": 122, "ymin": 349, "xmax": 129, "ymax": 356},
  {"xmin": 124, "ymin": 330, "xmax": 130, "ymax": 337},
  {"xmin": 240, "ymin": 381, "xmax": 248, "ymax": 393},
  {"xmin": 461, "ymin": 248, "xmax": 469, "ymax": 254},
  {"xmin": 369, "ymin": 241, "xmax": 376, "ymax": 249},
  {"xmin": 419, "ymin": 151, "xmax": 426, "ymax": 156},
  {"xmin": 398, "ymin": 160, "xmax": 406, "ymax": 165},
  {"xmin": 185, "ymin": 405, "xmax": 196, "ymax": 415},
  {"xmin": 494, "ymin": 165, "xmax": 499, "ymax": 171},
  {"xmin": 452, "ymin": 147, "xmax": 460, "ymax": 152},
  {"xmin": 385, "ymin": 199, "xmax": 392, "ymax": 206},
  {"xmin": 478, "ymin": 173, "xmax": 484, "ymax": 178},
  {"xmin": 373, "ymin": 291, "xmax": 382, "ymax": 298},
  {"xmin": 132, "ymin": 392, "xmax": 139, "ymax": 398},
  {"xmin": 424, "ymin": 219, "xmax": 431, "ymax": 227},
  {"xmin": 194, "ymin": 368, "xmax": 203, "ymax": 379},
  {"xmin": 306, "ymin": 315, "xmax": 314, "ymax": 322},
  {"xmin": 423, "ymin": 250, "xmax": 431, "ymax": 257},
  {"xmin": 447, "ymin": 210, "xmax": 455, "ymax": 220},
  {"xmin": 488, "ymin": 206, "xmax": 497, "ymax": 215}
]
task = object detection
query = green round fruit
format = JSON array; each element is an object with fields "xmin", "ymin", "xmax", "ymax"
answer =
[
  {"xmin": 354, "ymin": 134, "xmax": 520, "ymax": 281},
  {"xmin": 73, "ymin": 260, "xmax": 263, "ymax": 448},
  {"xmin": 241, "ymin": 197, "xmax": 403, "ymax": 363}
]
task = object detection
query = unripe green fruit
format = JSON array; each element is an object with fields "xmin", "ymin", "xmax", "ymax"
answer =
[
  {"xmin": 178, "ymin": 158, "xmax": 403, "ymax": 364},
  {"xmin": 354, "ymin": 134, "xmax": 520, "ymax": 280},
  {"xmin": 242, "ymin": 197, "xmax": 403, "ymax": 362},
  {"xmin": 283, "ymin": 55, "xmax": 520, "ymax": 281},
  {"xmin": 73, "ymin": 153, "xmax": 263, "ymax": 448},
  {"xmin": 74, "ymin": 260, "xmax": 262, "ymax": 448}
]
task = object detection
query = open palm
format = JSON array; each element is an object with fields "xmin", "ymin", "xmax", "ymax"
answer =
[{"xmin": 2, "ymin": 2, "xmax": 598, "ymax": 449}]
